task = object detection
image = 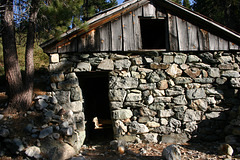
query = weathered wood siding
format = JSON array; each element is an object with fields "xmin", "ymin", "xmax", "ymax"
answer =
[{"xmin": 48, "ymin": 2, "xmax": 239, "ymax": 54}]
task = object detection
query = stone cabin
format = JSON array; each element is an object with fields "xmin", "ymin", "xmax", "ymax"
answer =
[{"xmin": 41, "ymin": 0, "xmax": 240, "ymax": 151}]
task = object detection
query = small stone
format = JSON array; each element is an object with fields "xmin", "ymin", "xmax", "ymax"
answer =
[
  {"xmin": 157, "ymin": 80, "xmax": 168, "ymax": 90},
  {"xmin": 0, "ymin": 128, "xmax": 10, "ymax": 138},
  {"xmin": 159, "ymin": 109, "xmax": 174, "ymax": 118},
  {"xmin": 140, "ymin": 133, "xmax": 158, "ymax": 143},
  {"xmin": 0, "ymin": 114, "xmax": 4, "ymax": 120},
  {"xmin": 97, "ymin": 59, "xmax": 114, "ymax": 70},
  {"xmin": 129, "ymin": 121, "xmax": 149, "ymax": 134},
  {"xmin": 146, "ymin": 121, "xmax": 160, "ymax": 128},
  {"xmin": 184, "ymin": 68, "xmax": 201, "ymax": 79},
  {"xmin": 39, "ymin": 127, "xmax": 53, "ymax": 139},
  {"xmin": 222, "ymin": 70, "xmax": 240, "ymax": 78},
  {"xmin": 112, "ymin": 109, "xmax": 133, "ymax": 120},
  {"xmin": 187, "ymin": 55, "xmax": 201, "ymax": 63},
  {"xmin": 162, "ymin": 145, "xmax": 181, "ymax": 160},
  {"xmin": 76, "ymin": 62, "xmax": 91, "ymax": 71},
  {"xmin": 166, "ymin": 64, "xmax": 182, "ymax": 78},
  {"xmin": 25, "ymin": 146, "xmax": 41, "ymax": 159},
  {"xmin": 208, "ymin": 68, "xmax": 220, "ymax": 78}
]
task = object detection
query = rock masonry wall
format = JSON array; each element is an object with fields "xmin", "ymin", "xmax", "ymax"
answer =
[{"xmin": 48, "ymin": 51, "xmax": 240, "ymax": 150}]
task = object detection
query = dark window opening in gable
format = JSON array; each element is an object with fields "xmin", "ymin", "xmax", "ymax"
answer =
[{"xmin": 140, "ymin": 19, "xmax": 166, "ymax": 49}]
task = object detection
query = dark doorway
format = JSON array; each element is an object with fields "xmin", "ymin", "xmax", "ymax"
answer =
[
  {"xmin": 77, "ymin": 72, "xmax": 113, "ymax": 144},
  {"xmin": 140, "ymin": 18, "xmax": 166, "ymax": 49}
]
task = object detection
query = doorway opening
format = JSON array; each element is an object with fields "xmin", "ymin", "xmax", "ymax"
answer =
[{"xmin": 77, "ymin": 71, "xmax": 113, "ymax": 144}]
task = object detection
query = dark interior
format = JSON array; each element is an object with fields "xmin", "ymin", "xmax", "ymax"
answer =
[
  {"xmin": 77, "ymin": 71, "xmax": 113, "ymax": 144},
  {"xmin": 140, "ymin": 18, "xmax": 166, "ymax": 49}
]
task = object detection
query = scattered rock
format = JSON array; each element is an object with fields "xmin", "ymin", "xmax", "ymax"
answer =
[
  {"xmin": 162, "ymin": 144, "xmax": 181, "ymax": 160},
  {"xmin": 25, "ymin": 146, "xmax": 41, "ymax": 159}
]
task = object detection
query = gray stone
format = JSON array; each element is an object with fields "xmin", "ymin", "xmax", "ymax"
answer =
[
  {"xmin": 141, "ymin": 133, "xmax": 158, "ymax": 143},
  {"xmin": 41, "ymin": 139, "xmax": 76, "ymax": 160},
  {"xmin": 50, "ymin": 54, "xmax": 59, "ymax": 63},
  {"xmin": 49, "ymin": 61, "xmax": 73, "ymax": 73},
  {"xmin": 61, "ymin": 127, "xmax": 73, "ymax": 136},
  {"xmin": 219, "ymin": 56, "xmax": 233, "ymax": 63},
  {"xmin": 175, "ymin": 77, "xmax": 193, "ymax": 84},
  {"xmin": 112, "ymin": 109, "xmax": 133, "ymax": 120},
  {"xmin": 146, "ymin": 95, "xmax": 154, "ymax": 105},
  {"xmin": 149, "ymin": 103, "xmax": 165, "ymax": 111},
  {"xmin": 205, "ymin": 112, "xmax": 221, "ymax": 119},
  {"xmin": 153, "ymin": 89, "xmax": 165, "ymax": 97},
  {"xmin": 155, "ymin": 97, "xmax": 172, "ymax": 103},
  {"xmin": 166, "ymin": 64, "xmax": 182, "ymax": 78},
  {"xmin": 97, "ymin": 59, "xmax": 114, "ymax": 70},
  {"xmin": 114, "ymin": 59, "xmax": 131, "ymax": 70},
  {"xmin": 147, "ymin": 72, "xmax": 161, "ymax": 83},
  {"xmin": 162, "ymin": 133, "xmax": 190, "ymax": 143},
  {"xmin": 35, "ymin": 99, "xmax": 48, "ymax": 110},
  {"xmin": 71, "ymin": 87, "xmax": 83, "ymax": 101},
  {"xmin": 131, "ymin": 57, "xmax": 143, "ymax": 65},
  {"xmin": 11, "ymin": 138, "xmax": 25, "ymax": 153},
  {"xmin": 55, "ymin": 91, "xmax": 71, "ymax": 104},
  {"xmin": 183, "ymin": 109, "xmax": 202, "ymax": 122},
  {"xmin": 160, "ymin": 118, "xmax": 169, "ymax": 126},
  {"xmin": 109, "ymin": 89, "xmax": 127, "ymax": 102},
  {"xmin": 0, "ymin": 114, "xmax": 4, "ymax": 120},
  {"xmin": 0, "ymin": 128, "xmax": 9, "ymax": 137},
  {"xmin": 39, "ymin": 127, "xmax": 53, "ymax": 139},
  {"xmin": 25, "ymin": 146, "xmax": 41, "ymax": 159},
  {"xmin": 76, "ymin": 62, "xmax": 91, "ymax": 71},
  {"xmin": 174, "ymin": 53, "xmax": 187, "ymax": 64},
  {"xmin": 186, "ymin": 88, "xmax": 206, "ymax": 100},
  {"xmin": 216, "ymin": 77, "xmax": 228, "ymax": 85},
  {"xmin": 25, "ymin": 124, "xmax": 34, "ymax": 134},
  {"xmin": 58, "ymin": 77, "xmax": 79, "ymax": 90},
  {"xmin": 206, "ymin": 88, "xmax": 224, "ymax": 98},
  {"xmin": 173, "ymin": 95, "xmax": 187, "ymax": 105},
  {"xmin": 124, "ymin": 102, "xmax": 145, "ymax": 108},
  {"xmin": 162, "ymin": 145, "xmax": 181, "ymax": 160},
  {"xmin": 110, "ymin": 77, "xmax": 139, "ymax": 89},
  {"xmin": 110, "ymin": 102, "xmax": 123, "ymax": 110},
  {"xmin": 208, "ymin": 68, "xmax": 220, "ymax": 78},
  {"xmin": 169, "ymin": 118, "xmax": 181, "ymax": 128},
  {"xmin": 199, "ymin": 52, "xmax": 218, "ymax": 63},
  {"xmin": 163, "ymin": 55, "xmax": 174, "ymax": 63},
  {"xmin": 230, "ymin": 78, "xmax": 240, "ymax": 88},
  {"xmin": 138, "ymin": 116, "xmax": 150, "ymax": 123},
  {"xmin": 194, "ymin": 78, "xmax": 215, "ymax": 83},
  {"xmin": 138, "ymin": 67, "xmax": 153, "ymax": 73},
  {"xmin": 146, "ymin": 121, "xmax": 160, "ymax": 128},
  {"xmin": 138, "ymin": 83, "xmax": 156, "ymax": 90},
  {"xmin": 187, "ymin": 55, "xmax": 201, "ymax": 63},
  {"xmin": 219, "ymin": 64, "xmax": 234, "ymax": 70},
  {"xmin": 159, "ymin": 109, "xmax": 174, "ymax": 118},
  {"xmin": 165, "ymin": 86, "xmax": 184, "ymax": 96},
  {"xmin": 222, "ymin": 70, "xmax": 240, "ymax": 78},
  {"xmin": 126, "ymin": 92, "xmax": 142, "ymax": 102},
  {"xmin": 184, "ymin": 121, "xmax": 198, "ymax": 132},
  {"xmin": 129, "ymin": 121, "xmax": 149, "ymax": 134},
  {"xmin": 154, "ymin": 126, "xmax": 174, "ymax": 134}
]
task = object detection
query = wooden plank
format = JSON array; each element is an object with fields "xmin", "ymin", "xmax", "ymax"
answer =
[
  {"xmin": 99, "ymin": 22, "xmax": 111, "ymax": 51},
  {"xmin": 198, "ymin": 28, "xmax": 209, "ymax": 51},
  {"xmin": 78, "ymin": 35, "xmax": 87, "ymax": 52},
  {"xmin": 132, "ymin": 7, "xmax": 143, "ymax": 50},
  {"xmin": 209, "ymin": 33, "xmax": 219, "ymax": 51},
  {"xmin": 122, "ymin": 11, "xmax": 134, "ymax": 51},
  {"xmin": 218, "ymin": 37, "xmax": 229, "ymax": 50},
  {"xmin": 176, "ymin": 17, "xmax": 188, "ymax": 51},
  {"xmin": 187, "ymin": 22, "xmax": 198, "ymax": 51},
  {"xmin": 86, "ymin": 30, "xmax": 96, "ymax": 51},
  {"xmin": 143, "ymin": 3, "xmax": 156, "ymax": 18},
  {"xmin": 168, "ymin": 14, "xmax": 178, "ymax": 51},
  {"xmin": 69, "ymin": 38, "xmax": 77, "ymax": 52},
  {"xmin": 229, "ymin": 41, "xmax": 239, "ymax": 50},
  {"xmin": 111, "ymin": 17, "xmax": 123, "ymax": 51}
]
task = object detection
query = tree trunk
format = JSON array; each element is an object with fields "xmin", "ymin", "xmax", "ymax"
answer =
[
  {"xmin": 24, "ymin": 0, "xmax": 40, "ymax": 110},
  {"xmin": 2, "ymin": 0, "xmax": 24, "ymax": 113}
]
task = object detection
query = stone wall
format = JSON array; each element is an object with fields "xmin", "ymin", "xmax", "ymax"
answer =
[{"xmin": 48, "ymin": 51, "xmax": 240, "ymax": 149}]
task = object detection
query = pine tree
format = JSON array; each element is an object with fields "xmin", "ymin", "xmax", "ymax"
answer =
[
  {"xmin": 183, "ymin": 0, "xmax": 191, "ymax": 8},
  {"xmin": 193, "ymin": 0, "xmax": 240, "ymax": 33}
]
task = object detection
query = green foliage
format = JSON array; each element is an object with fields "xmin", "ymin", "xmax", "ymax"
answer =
[
  {"xmin": 171, "ymin": 0, "xmax": 182, "ymax": 4},
  {"xmin": 193, "ymin": 0, "xmax": 240, "ymax": 33},
  {"xmin": 183, "ymin": 0, "xmax": 191, "ymax": 8},
  {"xmin": 0, "ymin": 37, "xmax": 49, "ymax": 77},
  {"xmin": 38, "ymin": 0, "xmax": 85, "ymax": 39},
  {"xmin": 82, "ymin": 0, "xmax": 118, "ymax": 21}
]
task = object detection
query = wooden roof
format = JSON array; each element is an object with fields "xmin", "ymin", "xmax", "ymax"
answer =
[{"xmin": 40, "ymin": 0, "xmax": 240, "ymax": 53}]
